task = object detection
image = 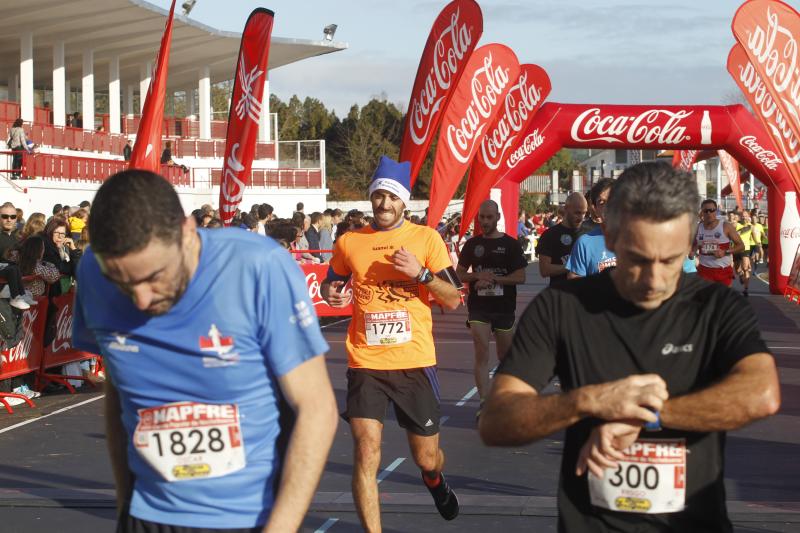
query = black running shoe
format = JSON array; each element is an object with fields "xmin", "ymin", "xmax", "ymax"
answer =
[{"xmin": 424, "ymin": 473, "xmax": 459, "ymax": 520}]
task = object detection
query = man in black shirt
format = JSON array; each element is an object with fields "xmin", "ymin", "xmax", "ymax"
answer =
[
  {"xmin": 479, "ymin": 162, "xmax": 780, "ymax": 532},
  {"xmin": 535, "ymin": 192, "xmax": 587, "ymax": 286},
  {"xmin": 457, "ymin": 200, "xmax": 527, "ymax": 413}
]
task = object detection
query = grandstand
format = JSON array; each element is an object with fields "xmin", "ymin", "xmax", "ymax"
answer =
[{"xmin": 0, "ymin": 0, "xmax": 347, "ymax": 216}]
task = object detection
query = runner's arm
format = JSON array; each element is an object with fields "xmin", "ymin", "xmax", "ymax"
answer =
[
  {"xmin": 660, "ymin": 353, "xmax": 780, "ymax": 432},
  {"xmin": 479, "ymin": 373, "xmax": 667, "ymax": 446},
  {"xmin": 425, "ymin": 276, "xmax": 461, "ymax": 310},
  {"xmin": 455, "ymin": 264, "xmax": 494, "ymax": 284},
  {"xmin": 494, "ymin": 266, "xmax": 526, "ymax": 285},
  {"xmin": 539, "ymin": 255, "xmax": 567, "ymax": 278},
  {"xmin": 104, "ymin": 378, "xmax": 133, "ymax": 516},
  {"xmin": 264, "ymin": 355, "xmax": 338, "ymax": 533}
]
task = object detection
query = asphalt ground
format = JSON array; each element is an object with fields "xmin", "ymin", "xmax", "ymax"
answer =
[{"xmin": 0, "ymin": 263, "xmax": 799, "ymax": 532}]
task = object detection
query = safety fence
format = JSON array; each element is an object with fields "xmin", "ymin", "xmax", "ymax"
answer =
[{"xmin": 0, "ymin": 286, "xmax": 101, "ymax": 414}]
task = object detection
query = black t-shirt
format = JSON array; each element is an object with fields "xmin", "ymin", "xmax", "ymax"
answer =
[
  {"xmin": 535, "ymin": 223, "xmax": 579, "ymax": 285},
  {"xmin": 498, "ymin": 271, "xmax": 769, "ymax": 532},
  {"xmin": 458, "ymin": 234, "xmax": 527, "ymax": 314}
]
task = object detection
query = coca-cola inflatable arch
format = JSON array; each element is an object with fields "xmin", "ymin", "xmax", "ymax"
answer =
[{"xmin": 500, "ymin": 102, "xmax": 797, "ymax": 294}]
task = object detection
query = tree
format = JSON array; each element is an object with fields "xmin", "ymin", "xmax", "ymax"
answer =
[{"xmin": 535, "ymin": 149, "xmax": 582, "ymax": 191}]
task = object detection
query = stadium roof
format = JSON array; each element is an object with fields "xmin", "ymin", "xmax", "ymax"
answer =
[{"xmin": 0, "ymin": 0, "xmax": 348, "ymax": 91}]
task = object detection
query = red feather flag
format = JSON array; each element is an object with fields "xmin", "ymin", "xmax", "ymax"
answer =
[
  {"xmin": 218, "ymin": 9, "xmax": 275, "ymax": 225},
  {"xmin": 129, "ymin": 0, "xmax": 176, "ymax": 172},
  {"xmin": 426, "ymin": 44, "xmax": 520, "ymax": 228},
  {"xmin": 460, "ymin": 64, "xmax": 551, "ymax": 238},
  {"xmin": 399, "ymin": 0, "xmax": 483, "ymax": 187}
]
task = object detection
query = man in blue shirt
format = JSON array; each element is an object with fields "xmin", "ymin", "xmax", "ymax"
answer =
[
  {"xmin": 73, "ymin": 170, "xmax": 338, "ymax": 532},
  {"xmin": 566, "ymin": 179, "xmax": 616, "ymax": 278}
]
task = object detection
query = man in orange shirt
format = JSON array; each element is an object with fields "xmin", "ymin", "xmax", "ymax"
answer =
[{"xmin": 322, "ymin": 156, "xmax": 461, "ymax": 532}]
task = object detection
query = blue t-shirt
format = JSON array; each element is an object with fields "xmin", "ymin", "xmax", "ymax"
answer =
[
  {"xmin": 565, "ymin": 228, "xmax": 616, "ymax": 277},
  {"xmin": 73, "ymin": 228, "xmax": 329, "ymax": 528}
]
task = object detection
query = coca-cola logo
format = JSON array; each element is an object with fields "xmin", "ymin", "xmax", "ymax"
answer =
[
  {"xmin": 745, "ymin": 7, "xmax": 800, "ymax": 113},
  {"xmin": 781, "ymin": 227, "xmax": 800, "ymax": 239},
  {"xmin": 736, "ymin": 59, "xmax": 800, "ymax": 163},
  {"xmin": 570, "ymin": 108, "xmax": 692, "ymax": 145},
  {"xmin": 409, "ymin": 9, "xmax": 474, "ymax": 145},
  {"xmin": 446, "ymin": 53, "xmax": 511, "ymax": 164},
  {"xmin": 306, "ymin": 272, "xmax": 352, "ymax": 307},
  {"xmin": 220, "ymin": 143, "xmax": 246, "ymax": 221},
  {"xmin": 507, "ymin": 130, "xmax": 545, "ymax": 169},
  {"xmin": 51, "ymin": 303, "xmax": 73, "ymax": 353},
  {"xmin": 1, "ymin": 309, "xmax": 37, "ymax": 365},
  {"xmin": 678, "ymin": 150, "xmax": 698, "ymax": 171},
  {"xmin": 479, "ymin": 72, "xmax": 544, "ymax": 170},
  {"xmin": 739, "ymin": 135, "xmax": 783, "ymax": 170}
]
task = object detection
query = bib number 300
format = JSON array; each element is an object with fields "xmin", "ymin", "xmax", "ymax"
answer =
[
  {"xmin": 589, "ymin": 438, "xmax": 686, "ymax": 514},
  {"xmin": 134, "ymin": 402, "xmax": 246, "ymax": 482}
]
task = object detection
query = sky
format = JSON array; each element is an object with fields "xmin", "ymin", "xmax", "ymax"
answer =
[{"xmin": 146, "ymin": 0, "xmax": 786, "ymax": 117}]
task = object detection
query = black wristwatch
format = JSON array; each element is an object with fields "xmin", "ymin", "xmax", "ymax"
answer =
[{"xmin": 416, "ymin": 267, "xmax": 434, "ymax": 284}]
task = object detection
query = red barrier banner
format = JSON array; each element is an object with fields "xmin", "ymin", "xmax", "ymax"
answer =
[
  {"xmin": 219, "ymin": 9, "xmax": 275, "ymax": 225},
  {"xmin": 0, "ymin": 299, "xmax": 48, "ymax": 380},
  {"xmin": 718, "ymin": 150, "xmax": 744, "ymax": 210},
  {"xmin": 400, "ymin": 0, "xmax": 483, "ymax": 187},
  {"xmin": 672, "ymin": 149, "xmax": 699, "ymax": 171},
  {"xmin": 460, "ymin": 64, "xmax": 551, "ymax": 237},
  {"xmin": 727, "ymin": 43, "xmax": 800, "ymax": 190},
  {"xmin": 301, "ymin": 264, "xmax": 353, "ymax": 317},
  {"xmin": 129, "ymin": 0, "xmax": 176, "ymax": 172},
  {"xmin": 41, "ymin": 291, "xmax": 96, "ymax": 368},
  {"xmin": 427, "ymin": 44, "xmax": 520, "ymax": 229}
]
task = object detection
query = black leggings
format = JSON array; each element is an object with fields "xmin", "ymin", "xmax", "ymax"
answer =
[{"xmin": 0, "ymin": 263, "xmax": 24, "ymax": 298}]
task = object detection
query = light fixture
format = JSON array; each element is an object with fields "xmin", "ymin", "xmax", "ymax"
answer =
[
  {"xmin": 182, "ymin": 0, "xmax": 197, "ymax": 16},
  {"xmin": 323, "ymin": 24, "xmax": 337, "ymax": 42}
]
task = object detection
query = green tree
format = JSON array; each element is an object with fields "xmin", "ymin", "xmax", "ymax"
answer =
[{"xmin": 535, "ymin": 149, "xmax": 582, "ymax": 191}]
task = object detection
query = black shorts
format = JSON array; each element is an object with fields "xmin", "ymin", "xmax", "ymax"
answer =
[
  {"xmin": 466, "ymin": 310, "xmax": 515, "ymax": 332},
  {"xmin": 343, "ymin": 367, "xmax": 440, "ymax": 436},
  {"xmin": 117, "ymin": 510, "xmax": 261, "ymax": 533}
]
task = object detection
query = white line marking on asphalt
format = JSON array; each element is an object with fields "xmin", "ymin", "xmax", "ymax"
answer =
[
  {"xmin": 377, "ymin": 457, "xmax": 406, "ymax": 484},
  {"xmin": 455, "ymin": 365, "xmax": 497, "ymax": 406},
  {"xmin": 314, "ymin": 518, "xmax": 339, "ymax": 533},
  {"xmin": 440, "ymin": 415, "xmax": 450, "ymax": 425},
  {"xmin": 0, "ymin": 394, "xmax": 104, "ymax": 435}
]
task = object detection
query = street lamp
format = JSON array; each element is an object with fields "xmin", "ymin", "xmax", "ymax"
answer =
[
  {"xmin": 323, "ymin": 24, "xmax": 337, "ymax": 41},
  {"xmin": 182, "ymin": 0, "xmax": 197, "ymax": 16}
]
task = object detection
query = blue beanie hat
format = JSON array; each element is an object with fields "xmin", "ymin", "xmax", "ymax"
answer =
[{"xmin": 368, "ymin": 156, "xmax": 411, "ymax": 205}]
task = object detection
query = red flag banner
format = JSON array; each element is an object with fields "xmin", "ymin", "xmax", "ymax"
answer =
[
  {"xmin": 427, "ymin": 44, "xmax": 520, "ymax": 228},
  {"xmin": 497, "ymin": 178, "xmax": 520, "ymax": 238},
  {"xmin": 718, "ymin": 149, "xmax": 744, "ymax": 210},
  {"xmin": 731, "ymin": 1, "xmax": 800, "ymax": 187},
  {"xmin": 399, "ymin": 0, "xmax": 483, "ymax": 187},
  {"xmin": 459, "ymin": 64, "xmax": 551, "ymax": 237},
  {"xmin": 219, "ymin": 9, "xmax": 275, "ymax": 225},
  {"xmin": 671, "ymin": 150, "xmax": 698, "ymax": 171},
  {"xmin": 727, "ymin": 43, "xmax": 800, "ymax": 191},
  {"xmin": 129, "ymin": 0, "xmax": 176, "ymax": 172}
]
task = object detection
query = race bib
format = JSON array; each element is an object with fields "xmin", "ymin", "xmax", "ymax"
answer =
[
  {"xmin": 701, "ymin": 242, "xmax": 719, "ymax": 255},
  {"xmin": 477, "ymin": 282, "xmax": 504, "ymax": 297},
  {"xmin": 364, "ymin": 309, "xmax": 412, "ymax": 346},
  {"xmin": 134, "ymin": 402, "xmax": 246, "ymax": 482},
  {"xmin": 588, "ymin": 438, "xmax": 686, "ymax": 514}
]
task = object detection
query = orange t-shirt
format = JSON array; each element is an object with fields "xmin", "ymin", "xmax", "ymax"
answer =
[{"xmin": 329, "ymin": 222, "xmax": 453, "ymax": 370}]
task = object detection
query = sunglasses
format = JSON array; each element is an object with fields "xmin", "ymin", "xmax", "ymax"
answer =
[
  {"xmin": 0, "ymin": 214, "xmax": 17, "ymax": 220},
  {"xmin": 702, "ymin": 209, "xmax": 716, "ymax": 214}
]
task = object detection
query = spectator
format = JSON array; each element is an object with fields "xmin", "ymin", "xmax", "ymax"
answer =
[
  {"xmin": 61, "ymin": 205, "xmax": 71, "ymax": 218},
  {"xmin": 20, "ymin": 212, "xmax": 46, "ymax": 240},
  {"xmin": 123, "ymin": 140, "xmax": 133, "ymax": 161},
  {"xmin": 320, "ymin": 211, "xmax": 334, "ymax": 262},
  {"xmin": 239, "ymin": 212, "xmax": 258, "ymax": 232},
  {"xmin": 200, "ymin": 204, "xmax": 213, "ymax": 216},
  {"xmin": 256, "ymin": 203, "xmax": 273, "ymax": 236},
  {"xmin": 15, "ymin": 208, "xmax": 25, "ymax": 232},
  {"xmin": 68, "ymin": 208, "xmax": 88, "ymax": 241},
  {"xmin": 160, "ymin": 140, "xmax": 188, "ymax": 172},
  {"xmin": 79, "ymin": 200, "xmax": 91, "ymax": 212},
  {"xmin": 291, "ymin": 213, "xmax": 318, "ymax": 264},
  {"xmin": 8, "ymin": 118, "xmax": 30, "ymax": 180},
  {"xmin": 0, "ymin": 202, "xmax": 32, "ymax": 309},
  {"xmin": 0, "ymin": 202, "xmax": 20, "ymax": 259},
  {"xmin": 330, "ymin": 208, "xmax": 343, "ymax": 240},
  {"xmin": 206, "ymin": 218, "xmax": 223, "ymax": 229},
  {"xmin": 190, "ymin": 209, "xmax": 205, "ymax": 227},
  {"xmin": 306, "ymin": 212, "xmax": 323, "ymax": 260},
  {"xmin": 15, "ymin": 236, "xmax": 60, "ymax": 298},
  {"xmin": 267, "ymin": 221, "xmax": 299, "ymax": 250},
  {"xmin": 51, "ymin": 204, "xmax": 63, "ymax": 219},
  {"xmin": 42, "ymin": 216, "xmax": 80, "ymax": 296},
  {"xmin": 296, "ymin": 202, "xmax": 304, "ymax": 214},
  {"xmin": 334, "ymin": 221, "xmax": 350, "ymax": 243},
  {"xmin": 72, "ymin": 112, "xmax": 82, "ymax": 128}
]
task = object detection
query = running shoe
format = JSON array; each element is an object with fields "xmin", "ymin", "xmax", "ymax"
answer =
[{"xmin": 424, "ymin": 473, "xmax": 459, "ymax": 520}]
